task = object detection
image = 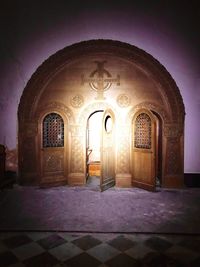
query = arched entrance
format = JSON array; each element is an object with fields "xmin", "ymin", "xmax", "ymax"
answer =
[
  {"xmin": 18, "ymin": 39, "xmax": 185, "ymax": 189},
  {"xmin": 86, "ymin": 110, "xmax": 103, "ymax": 187},
  {"xmin": 86, "ymin": 108, "xmax": 116, "ymax": 191}
]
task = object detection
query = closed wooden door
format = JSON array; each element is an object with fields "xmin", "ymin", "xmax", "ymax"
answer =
[
  {"xmin": 100, "ymin": 109, "xmax": 115, "ymax": 191},
  {"xmin": 132, "ymin": 110, "xmax": 156, "ymax": 191},
  {"xmin": 41, "ymin": 113, "xmax": 65, "ymax": 183}
]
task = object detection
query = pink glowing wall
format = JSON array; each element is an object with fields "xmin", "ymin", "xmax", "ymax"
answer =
[{"xmin": 0, "ymin": 1, "xmax": 199, "ymax": 172}]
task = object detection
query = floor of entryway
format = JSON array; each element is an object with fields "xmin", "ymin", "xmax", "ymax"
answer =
[
  {"xmin": 0, "ymin": 184, "xmax": 200, "ymax": 234},
  {"xmin": 86, "ymin": 176, "xmax": 100, "ymax": 188},
  {"xmin": 0, "ymin": 184, "xmax": 200, "ymax": 266}
]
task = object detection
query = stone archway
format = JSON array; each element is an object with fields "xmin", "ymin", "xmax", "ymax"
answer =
[{"xmin": 18, "ymin": 39, "xmax": 185, "ymax": 188}]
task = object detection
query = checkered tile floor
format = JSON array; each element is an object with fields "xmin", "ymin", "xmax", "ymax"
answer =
[{"xmin": 0, "ymin": 232, "xmax": 200, "ymax": 267}]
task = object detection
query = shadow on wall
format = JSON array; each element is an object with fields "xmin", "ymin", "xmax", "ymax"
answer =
[
  {"xmin": 5, "ymin": 148, "xmax": 18, "ymax": 173},
  {"xmin": 0, "ymin": 145, "xmax": 17, "ymax": 188}
]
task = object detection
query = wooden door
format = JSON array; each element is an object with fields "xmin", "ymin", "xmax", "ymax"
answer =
[
  {"xmin": 132, "ymin": 110, "xmax": 156, "ymax": 191},
  {"xmin": 41, "ymin": 113, "xmax": 65, "ymax": 184},
  {"xmin": 100, "ymin": 109, "xmax": 115, "ymax": 191}
]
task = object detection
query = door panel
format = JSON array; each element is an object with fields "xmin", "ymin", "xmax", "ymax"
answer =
[
  {"xmin": 42, "ymin": 148, "xmax": 64, "ymax": 177},
  {"xmin": 41, "ymin": 113, "xmax": 65, "ymax": 184},
  {"xmin": 132, "ymin": 110, "xmax": 156, "ymax": 191},
  {"xmin": 100, "ymin": 109, "xmax": 115, "ymax": 191}
]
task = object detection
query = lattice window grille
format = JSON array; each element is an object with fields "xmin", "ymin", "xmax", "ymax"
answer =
[
  {"xmin": 134, "ymin": 113, "xmax": 151, "ymax": 149},
  {"xmin": 43, "ymin": 113, "xmax": 64, "ymax": 147}
]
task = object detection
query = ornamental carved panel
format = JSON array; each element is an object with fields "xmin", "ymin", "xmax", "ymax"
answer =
[
  {"xmin": 117, "ymin": 94, "xmax": 130, "ymax": 108},
  {"xmin": 116, "ymin": 125, "xmax": 130, "ymax": 174},
  {"xmin": 166, "ymin": 137, "xmax": 181, "ymax": 175},
  {"xmin": 164, "ymin": 124, "xmax": 182, "ymax": 138},
  {"xmin": 117, "ymin": 136, "xmax": 130, "ymax": 173},
  {"xmin": 71, "ymin": 136, "xmax": 84, "ymax": 173},
  {"xmin": 70, "ymin": 94, "xmax": 84, "ymax": 108},
  {"xmin": 44, "ymin": 152, "xmax": 64, "ymax": 172}
]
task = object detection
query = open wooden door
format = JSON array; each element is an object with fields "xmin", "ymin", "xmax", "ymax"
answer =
[
  {"xmin": 86, "ymin": 119, "xmax": 91, "ymax": 181},
  {"xmin": 132, "ymin": 109, "xmax": 156, "ymax": 191},
  {"xmin": 100, "ymin": 109, "xmax": 115, "ymax": 191}
]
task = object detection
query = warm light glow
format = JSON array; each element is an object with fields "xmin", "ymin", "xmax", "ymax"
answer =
[{"xmin": 88, "ymin": 111, "xmax": 103, "ymax": 162}]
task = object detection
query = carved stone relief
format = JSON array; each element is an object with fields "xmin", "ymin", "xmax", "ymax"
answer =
[
  {"xmin": 117, "ymin": 136, "xmax": 130, "ymax": 173},
  {"xmin": 116, "ymin": 125, "xmax": 130, "ymax": 173},
  {"xmin": 71, "ymin": 136, "xmax": 84, "ymax": 173},
  {"xmin": 36, "ymin": 102, "xmax": 74, "ymax": 123},
  {"xmin": 81, "ymin": 61, "xmax": 120, "ymax": 100},
  {"xmin": 130, "ymin": 102, "xmax": 169, "ymax": 123},
  {"xmin": 166, "ymin": 137, "xmax": 181, "ymax": 175},
  {"xmin": 69, "ymin": 125, "xmax": 84, "ymax": 173},
  {"xmin": 164, "ymin": 124, "xmax": 183, "ymax": 138},
  {"xmin": 70, "ymin": 94, "xmax": 84, "ymax": 108},
  {"xmin": 117, "ymin": 94, "xmax": 130, "ymax": 108}
]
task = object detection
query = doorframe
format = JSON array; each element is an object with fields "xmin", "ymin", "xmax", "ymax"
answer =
[
  {"xmin": 100, "ymin": 108, "xmax": 116, "ymax": 191},
  {"xmin": 80, "ymin": 102, "xmax": 118, "ymax": 185},
  {"xmin": 151, "ymin": 110, "xmax": 163, "ymax": 186},
  {"xmin": 85, "ymin": 110, "xmax": 104, "ymax": 183}
]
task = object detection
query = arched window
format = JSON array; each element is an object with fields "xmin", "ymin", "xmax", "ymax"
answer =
[
  {"xmin": 134, "ymin": 113, "xmax": 151, "ymax": 149},
  {"xmin": 43, "ymin": 113, "xmax": 64, "ymax": 147}
]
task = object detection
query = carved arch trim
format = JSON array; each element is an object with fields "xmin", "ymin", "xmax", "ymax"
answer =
[
  {"xmin": 77, "ymin": 101, "xmax": 117, "ymax": 126},
  {"xmin": 18, "ymin": 39, "xmax": 185, "ymax": 124},
  {"xmin": 128, "ymin": 101, "xmax": 169, "ymax": 126},
  {"xmin": 35, "ymin": 101, "xmax": 75, "ymax": 124}
]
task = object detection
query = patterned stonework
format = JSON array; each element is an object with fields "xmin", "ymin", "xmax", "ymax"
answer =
[
  {"xmin": 116, "ymin": 125, "xmax": 130, "ymax": 173},
  {"xmin": 36, "ymin": 102, "xmax": 74, "ymax": 123},
  {"xmin": 117, "ymin": 137, "xmax": 130, "ymax": 173},
  {"xmin": 117, "ymin": 94, "xmax": 130, "ymax": 108},
  {"xmin": 164, "ymin": 124, "xmax": 182, "ymax": 138},
  {"xmin": 71, "ymin": 137, "xmax": 83, "ymax": 173},
  {"xmin": 166, "ymin": 138, "xmax": 181, "ymax": 175},
  {"xmin": 70, "ymin": 94, "xmax": 84, "ymax": 108},
  {"xmin": 129, "ymin": 102, "xmax": 169, "ymax": 123}
]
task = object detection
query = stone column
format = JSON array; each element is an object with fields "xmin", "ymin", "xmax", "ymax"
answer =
[
  {"xmin": 68, "ymin": 125, "xmax": 85, "ymax": 185},
  {"xmin": 115, "ymin": 124, "xmax": 132, "ymax": 187},
  {"xmin": 163, "ymin": 124, "xmax": 184, "ymax": 187}
]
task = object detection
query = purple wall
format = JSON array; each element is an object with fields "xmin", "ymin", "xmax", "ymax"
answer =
[{"xmin": 0, "ymin": 1, "xmax": 199, "ymax": 172}]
